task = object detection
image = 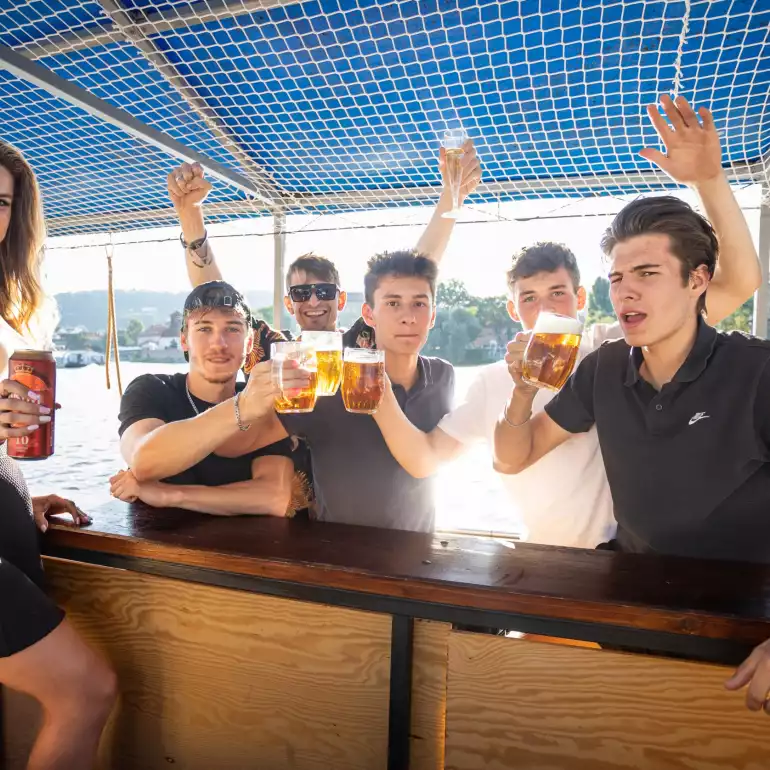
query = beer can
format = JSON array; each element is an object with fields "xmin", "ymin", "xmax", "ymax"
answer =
[{"xmin": 7, "ymin": 349, "xmax": 56, "ymax": 460}]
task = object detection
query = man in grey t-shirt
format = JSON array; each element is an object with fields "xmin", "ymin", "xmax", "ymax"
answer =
[{"xmin": 280, "ymin": 251, "xmax": 454, "ymax": 533}]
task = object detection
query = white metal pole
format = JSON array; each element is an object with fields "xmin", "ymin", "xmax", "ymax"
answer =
[
  {"xmin": 752, "ymin": 191, "xmax": 770, "ymax": 338},
  {"xmin": 273, "ymin": 209, "xmax": 286, "ymax": 330}
]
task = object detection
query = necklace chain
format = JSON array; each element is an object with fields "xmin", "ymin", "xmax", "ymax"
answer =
[{"xmin": 186, "ymin": 377, "xmax": 206, "ymax": 416}]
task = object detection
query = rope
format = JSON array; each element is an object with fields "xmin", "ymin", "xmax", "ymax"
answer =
[
  {"xmin": 672, "ymin": 0, "xmax": 692, "ymax": 98},
  {"xmin": 105, "ymin": 239, "xmax": 123, "ymax": 396}
]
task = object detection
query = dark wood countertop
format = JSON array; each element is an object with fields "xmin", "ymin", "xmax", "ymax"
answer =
[{"xmin": 43, "ymin": 500, "xmax": 770, "ymax": 646}]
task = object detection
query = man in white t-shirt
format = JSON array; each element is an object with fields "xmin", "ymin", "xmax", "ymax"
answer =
[
  {"xmin": 373, "ymin": 95, "xmax": 761, "ymax": 548},
  {"xmin": 376, "ymin": 243, "xmax": 621, "ymax": 547}
]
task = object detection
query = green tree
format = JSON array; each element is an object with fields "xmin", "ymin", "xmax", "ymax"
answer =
[
  {"xmin": 475, "ymin": 295, "xmax": 521, "ymax": 348},
  {"xmin": 586, "ymin": 277, "xmax": 616, "ymax": 325},
  {"xmin": 436, "ymin": 279, "xmax": 472, "ymax": 309},
  {"xmin": 124, "ymin": 318, "xmax": 144, "ymax": 346},
  {"xmin": 426, "ymin": 307, "xmax": 482, "ymax": 364},
  {"xmin": 716, "ymin": 297, "xmax": 753, "ymax": 334}
]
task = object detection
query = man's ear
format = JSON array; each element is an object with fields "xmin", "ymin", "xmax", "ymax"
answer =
[
  {"xmin": 283, "ymin": 295, "xmax": 295, "ymax": 318},
  {"xmin": 362, "ymin": 302, "xmax": 375, "ymax": 327},
  {"xmin": 691, "ymin": 265, "xmax": 710, "ymax": 299},
  {"xmin": 338, "ymin": 290, "xmax": 347, "ymax": 312},
  {"xmin": 428, "ymin": 303, "xmax": 437, "ymax": 330},
  {"xmin": 245, "ymin": 330, "xmax": 254, "ymax": 354},
  {"xmin": 577, "ymin": 286, "xmax": 587, "ymax": 311},
  {"xmin": 180, "ymin": 331, "xmax": 189, "ymax": 353},
  {"xmin": 506, "ymin": 299, "xmax": 520, "ymax": 323}
]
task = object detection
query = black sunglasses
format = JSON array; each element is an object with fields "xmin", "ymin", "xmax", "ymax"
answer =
[{"xmin": 288, "ymin": 283, "xmax": 339, "ymax": 302}]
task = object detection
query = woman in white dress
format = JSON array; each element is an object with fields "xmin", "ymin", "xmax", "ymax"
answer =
[{"xmin": 0, "ymin": 141, "xmax": 116, "ymax": 769}]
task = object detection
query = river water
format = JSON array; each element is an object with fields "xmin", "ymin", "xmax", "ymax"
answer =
[{"xmin": 22, "ymin": 362, "xmax": 520, "ymax": 535}]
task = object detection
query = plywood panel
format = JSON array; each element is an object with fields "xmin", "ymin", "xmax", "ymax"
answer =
[
  {"xmin": 5, "ymin": 559, "xmax": 392, "ymax": 770},
  {"xmin": 445, "ymin": 632, "xmax": 769, "ymax": 770},
  {"xmin": 411, "ymin": 619, "xmax": 451, "ymax": 770}
]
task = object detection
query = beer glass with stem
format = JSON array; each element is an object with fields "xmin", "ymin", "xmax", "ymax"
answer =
[{"xmin": 441, "ymin": 126, "xmax": 467, "ymax": 219}]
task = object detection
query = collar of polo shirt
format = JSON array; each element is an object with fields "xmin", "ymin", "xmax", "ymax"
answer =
[{"xmin": 624, "ymin": 317, "xmax": 719, "ymax": 388}]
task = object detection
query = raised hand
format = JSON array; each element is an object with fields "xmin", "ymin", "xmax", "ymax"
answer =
[
  {"xmin": 640, "ymin": 95, "xmax": 723, "ymax": 186},
  {"xmin": 439, "ymin": 138, "xmax": 482, "ymax": 203},
  {"xmin": 240, "ymin": 361, "xmax": 283, "ymax": 424},
  {"xmin": 31, "ymin": 494, "xmax": 91, "ymax": 533},
  {"xmin": 504, "ymin": 331, "xmax": 537, "ymax": 397},
  {"xmin": 167, "ymin": 162, "xmax": 213, "ymax": 211}
]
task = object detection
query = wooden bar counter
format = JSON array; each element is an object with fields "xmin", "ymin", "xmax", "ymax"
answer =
[{"xmin": 5, "ymin": 500, "xmax": 770, "ymax": 770}]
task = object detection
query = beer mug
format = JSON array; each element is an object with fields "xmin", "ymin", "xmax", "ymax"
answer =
[
  {"xmin": 342, "ymin": 348, "xmax": 386, "ymax": 414},
  {"xmin": 302, "ymin": 330, "xmax": 342, "ymax": 396},
  {"xmin": 271, "ymin": 341, "xmax": 319, "ymax": 414},
  {"xmin": 522, "ymin": 312, "xmax": 583, "ymax": 392}
]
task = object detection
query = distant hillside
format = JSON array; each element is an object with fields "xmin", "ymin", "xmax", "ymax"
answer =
[{"xmin": 55, "ymin": 289, "xmax": 274, "ymax": 332}]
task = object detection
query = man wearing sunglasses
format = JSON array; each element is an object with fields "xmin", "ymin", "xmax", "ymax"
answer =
[{"xmin": 167, "ymin": 140, "xmax": 482, "ymax": 366}]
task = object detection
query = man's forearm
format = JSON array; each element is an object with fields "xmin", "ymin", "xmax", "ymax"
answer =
[
  {"xmin": 373, "ymin": 391, "xmax": 446, "ymax": 478},
  {"xmin": 493, "ymin": 389, "xmax": 537, "ymax": 474},
  {"xmin": 165, "ymin": 457, "xmax": 292, "ymax": 516},
  {"xmin": 177, "ymin": 204, "xmax": 224, "ymax": 286},
  {"xmin": 696, "ymin": 174, "xmax": 760, "ymax": 322},
  {"xmin": 414, "ymin": 190, "xmax": 456, "ymax": 264},
  {"xmin": 129, "ymin": 400, "xmax": 240, "ymax": 482}
]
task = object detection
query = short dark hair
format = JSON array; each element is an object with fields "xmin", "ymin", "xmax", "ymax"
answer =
[
  {"xmin": 506, "ymin": 242, "xmax": 581, "ymax": 294},
  {"xmin": 285, "ymin": 253, "xmax": 340, "ymax": 291},
  {"xmin": 363, "ymin": 250, "xmax": 438, "ymax": 306},
  {"xmin": 601, "ymin": 196, "xmax": 718, "ymax": 315}
]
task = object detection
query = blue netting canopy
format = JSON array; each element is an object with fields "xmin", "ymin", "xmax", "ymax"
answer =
[{"xmin": 0, "ymin": 0, "xmax": 768, "ymax": 236}]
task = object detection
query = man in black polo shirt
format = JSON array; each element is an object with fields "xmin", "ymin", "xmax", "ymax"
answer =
[
  {"xmin": 111, "ymin": 282, "xmax": 310, "ymax": 515},
  {"xmin": 493, "ymin": 189, "xmax": 770, "ymax": 564}
]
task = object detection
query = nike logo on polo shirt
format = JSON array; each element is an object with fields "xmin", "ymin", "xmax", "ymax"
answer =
[{"xmin": 688, "ymin": 412, "xmax": 710, "ymax": 426}]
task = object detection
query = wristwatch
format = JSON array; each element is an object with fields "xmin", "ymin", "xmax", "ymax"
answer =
[{"xmin": 180, "ymin": 230, "xmax": 208, "ymax": 251}]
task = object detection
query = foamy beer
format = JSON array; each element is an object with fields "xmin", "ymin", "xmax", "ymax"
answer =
[
  {"xmin": 342, "ymin": 348, "xmax": 385, "ymax": 414},
  {"xmin": 303, "ymin": 330, "xmax": 342, "ymax": 396},
  {"xmin": 522, "ymin": 312, "xmax": 583, "ymax": 392},
  {"xmin": 271, "ymin": 341, "xmax": 318, "ymax": 413}
]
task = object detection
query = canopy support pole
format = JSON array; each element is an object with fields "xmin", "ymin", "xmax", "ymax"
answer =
[
  {"xmin": 0, "ymin": 44, "xmax": 277, "ymax": 209},
  {"xmin": 752, "ymin": 189, "xmax": 770, "ymax": 338},
  {"xmin": 273, "ymin": 209, "xmax": 286, "ymax": 331}
]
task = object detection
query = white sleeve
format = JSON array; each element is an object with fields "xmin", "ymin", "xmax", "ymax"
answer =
[
  {"xmin": 587, "ymin": 321, "xmax": 623, "ymax": 351},
  {"xmin": 438, "ymin": 368, "xmax": 491, "ymax": 445}
]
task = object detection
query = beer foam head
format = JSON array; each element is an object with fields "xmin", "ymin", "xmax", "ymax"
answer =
[{"xmin": 533, "ymin": 312, "xmax": 583, "ymax": 335}]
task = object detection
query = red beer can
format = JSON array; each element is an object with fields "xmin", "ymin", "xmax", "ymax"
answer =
[{"xmin": 7, "ymin": 349, "xmax": 56, "ymax": 460}]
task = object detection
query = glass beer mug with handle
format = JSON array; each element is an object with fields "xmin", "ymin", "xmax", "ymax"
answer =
[
  {"xmin": 522, "ymin": 312, "xmax": 583, "ymax": 392},
  {"xmin": 271, "ymin": 341, "xmax": 319, "ymax": 413},
  {"xmin": 342, "ymin": 348, "xmax": 386, "ymax": 414},
  {"xmin": 302, "ymin": 330, "xmax": 342, "ymax": 396}
]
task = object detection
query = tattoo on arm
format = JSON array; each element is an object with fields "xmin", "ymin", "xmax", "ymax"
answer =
[{"xmin": 189, "ymin": 242, "xmax": 212, "ymax": 268}]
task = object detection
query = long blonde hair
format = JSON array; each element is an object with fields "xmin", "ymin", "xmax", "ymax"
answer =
[{"xmin": 0, "ymin": 141, "xmax": 55, "ymax": 345}]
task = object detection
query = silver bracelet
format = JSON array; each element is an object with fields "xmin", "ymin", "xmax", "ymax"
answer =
[
  {"xmin": 233, "ymin": 392, "xmax": 251, "ymax": 432},
  {"xmin": 501, "ymin": 406, "xmax": 530, "ymax": 429}
]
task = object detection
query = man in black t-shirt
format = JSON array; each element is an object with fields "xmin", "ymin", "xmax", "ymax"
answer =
[{"xmin": 111, "ymin": 282, "xmax": 312, "ymax": 516}]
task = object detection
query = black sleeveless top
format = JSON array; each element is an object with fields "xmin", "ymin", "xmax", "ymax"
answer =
[{"xmin": 0, "ymin": 443, "xmax": 45, "ymax": 587}]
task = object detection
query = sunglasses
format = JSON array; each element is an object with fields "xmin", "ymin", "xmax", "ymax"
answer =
[{"xmin": 288, "ymin": 283, "xmax": 339, "ymax": 302}]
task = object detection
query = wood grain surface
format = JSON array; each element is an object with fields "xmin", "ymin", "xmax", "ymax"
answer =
[
  {"xmin": 6, "ymin": 559, "xmax": 393, "ymax": 770},
  {"xmin": 444, "ymin": 632, "xmax": 770, "ymax": 770},
  {"xmin": 42, "ymin": 500, "xmax": 770, "ymax": 645},
  {"xmin": 411, "ymin": 620, "xmax": 451, "ymax": 770}
]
